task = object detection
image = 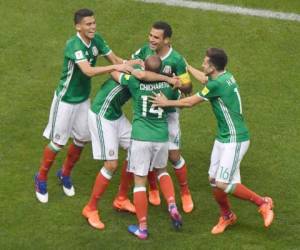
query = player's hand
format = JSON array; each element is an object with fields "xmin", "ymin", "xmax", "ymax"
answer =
[
  {"xmin": 115, "ymin": 64, "xmax": 133, "ymax": 74},
  {"xmin": 126, "ymin": 59, "xmax": 145, "ymax": 68},
  {"xmin": 169, "ymin": 75, "xmax": 182, "ymax": 89},
  {"xmin": 149, "ymin": 92, "xmax": 168, "ymax": 107}
]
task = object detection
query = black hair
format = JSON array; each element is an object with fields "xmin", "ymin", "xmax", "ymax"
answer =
[
  {"xmin": 206, "ymin": 48, "xmax": 228, "ymax": 71},
  {"xmin": 74, "ymin": 9, "xmax": 94, "ymax": 24},
  {"xmin": 152, "ymin": 21, "xmax": 172, "ymax": 38}
]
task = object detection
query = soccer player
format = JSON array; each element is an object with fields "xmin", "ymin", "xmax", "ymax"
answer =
[
  {"xmin": 131, "ymin": 21, "xmax": 194, "ymax": 213},
  {"xmin": 111, "ymin": 56, "xmax": 182, "ymax": 240},
  {"xmin": 151, "ymin": 48, "xmax": 274, "ymax": 234},
  {"xmin": 82, "ymin": 69, "xmax": 180, "ymax": 230},
  {"xmin": 34, "ymin": 8, "xmax": 133, "ymax": 203}
]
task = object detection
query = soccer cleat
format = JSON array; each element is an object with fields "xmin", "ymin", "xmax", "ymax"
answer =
[
  {"xmin": 34, "ymin": 174, "xmax": 48, "ymax": 203},
  {"xmin": 113, "ymin": 197, "xmax": 136, "ymax": 213},
  {"xmin": 211, "ymin": 212, "xmax": 237, "ymax": 235},
  {"xmin": 148, "ymin": 189, "xmax": 161, "ymax": 206},
  {"xmin": 82, "ymin": 205, "xmax": 105, "ymax": 230},
  {"xmin": 169, "ymin": 205, "xmax": 183, "ymax": 230},
  {"xmin": 258, "ymin": 197, "xmax": 274, "ymax": 227},
  {"xmin": 57, "ymin": 170, "xmax": 75, "ymax": 197},
  {"xmin": 181, "ymin": 192, "xmax": 194, "ymax": 213},
  {"xmin": 128, "ymin": 225, "xmax": 148, "ymax": 240}
]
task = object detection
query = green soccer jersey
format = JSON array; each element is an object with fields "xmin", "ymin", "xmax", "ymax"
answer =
[
  {"xmin": 56, "ymin": 32, "xmax": 111, "ymax": 103},
  {"xmin": 91, "ymin": 78, "xmax": 131, "ymax": 120},
  {"xmin": 132, "ymin": 44, "xmax": 191, "ymax": 112},
  {"xmin": 197, "ymin": 71, "xmax": 250, "ymax": 143},
  {"xmin": 120, "ymin": 73, "xmax": 179, "ymax": 142}
]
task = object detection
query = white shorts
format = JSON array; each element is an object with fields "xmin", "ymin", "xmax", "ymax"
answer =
[
  {"xmin": 208, "ymin": 140, "xmax": 250, "ymax": 184},
  {"xmin": 88, "ymin": 110, "xmax": 131, "ymax": 160},
  {"xmin": 167, "ymin": 111, "xmax": 181, "ymax": 150},
  {"xmin": 43, "ymin": 93, "xmax": 90, "ymax": 146},
  {"xmin": 128, "ymin": 140, "xmax": 168, "ymax": 176}
]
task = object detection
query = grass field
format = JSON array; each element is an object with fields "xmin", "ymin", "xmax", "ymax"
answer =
[{"xmin": 1, "ymin": 0, "xmax": 300, "ymax": 249}]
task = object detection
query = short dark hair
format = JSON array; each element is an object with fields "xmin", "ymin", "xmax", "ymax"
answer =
[
  {"xmin": 144, "ymin": 55, "xmax": 162, "ymax": 73},
  {"xmin": 206, "ymin": 48, "xmax": 228, "ymax": 71},
  {"xmin": 74, "ymin": 9, "xmax": 94, "ymax": 24},
  {"xmin": 152, "ymin": 21, "xmax": 172, "ymax": 38}
]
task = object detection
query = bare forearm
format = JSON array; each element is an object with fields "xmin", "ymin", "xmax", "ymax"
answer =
[
  {"xmin": 188, "ymin": 65, "xmax": 208, "ymax": 84},
  {"xmin": 85, "ymin": 65, "xmax": 119, "ymax": 77}
]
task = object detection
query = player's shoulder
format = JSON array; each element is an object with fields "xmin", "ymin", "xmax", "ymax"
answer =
[
  {"xmin": 169, "ymin": 47, "xmax": 185, "ymax": 61},
  {"xmin": 93, "ymin": 32, "xmax": 106, "ymax": 42},
  {"xmin": 65, "ymin": 35, "xmax": 84, "ymax": 51}
]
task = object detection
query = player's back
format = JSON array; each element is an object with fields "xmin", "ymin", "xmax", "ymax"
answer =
[{"xmin": 91, "ymin": 78, "xmax": 131, "ymax": 120}]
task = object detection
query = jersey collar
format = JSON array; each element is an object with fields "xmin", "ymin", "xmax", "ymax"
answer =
[
  {"xmin": 77, "ymin": 32, "xmax": 91, "ymax": 48},
  {"xmin": 160, "ymin": 46, "xmax": 173, "ymax": 61}
]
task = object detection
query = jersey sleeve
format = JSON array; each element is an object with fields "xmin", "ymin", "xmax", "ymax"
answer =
[
  {"xmin": 95, "ymin": 33, "xmax": 112, "ymax": 56},
  {"xmin": 131, "ymin": 46, "xmax": 146, "ymax": 60},
  {"xmin": 64, "ymin": 40, "xmax": 87, "ymax": 63},
  {"xmin": 175, "ymin": 56, "xmax": 191, "ymax": 85},
  {"xmin": 197, "ymin": 79, "xmax": 220, "ymax": 100}
]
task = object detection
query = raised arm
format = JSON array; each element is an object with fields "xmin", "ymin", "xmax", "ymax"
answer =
[{"xmin": 187, "ymin": 64, "xmax": 208, "ymax": 84}]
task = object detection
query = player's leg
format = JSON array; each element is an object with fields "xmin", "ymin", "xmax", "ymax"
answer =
[
  {"xmin": 127, "ymin": 140, "xmax": 151, "ymax": 240},
  {"xmin": 153, "ymin": 142, "xmax": 182, "ymax": 229},
  {"xmin": 35, "ymin": 94, "xmax": 73, "ymax": 203},
  {"xmin": 113, "ymin": 115, "xmax": 135, "ymax": 212},
  {"xmin": 82, "ymin": 160, "xmax": 117, "ymax": 230},
  {"xmin": 82, "ymin": 112, "xmax": 119, "ymax": 229},
  {"xmin": 216, "ymin": 141, "xmax": 274, "ymax": 228},
  {"xmin": 208, "ymin": 140, "xmax": 236, "ymax": 234},
  {"xmin": 57, "ymin": 99, "xmax": 90, "ymax": 196},
  {"xmin": 168, "ymin": 112, "xmax": 193, "ymax": 213}
]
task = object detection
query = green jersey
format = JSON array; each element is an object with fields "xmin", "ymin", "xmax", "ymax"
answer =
[
  {"xmin": 91, "ymin": 78, "xmax": 131, "ymax": 120},
  {"xmin": 197, "ymin": 71, "xmax": 249, "ymax": 143},
  {"xmin": 56, "ymin": 33, "xmax": 111, "ymax": 103},
  {"xmin": 120, "ymin": 73, "xmax": 179, "ymax": 142},
  {"xmin": 132, "ymin": 44, "xmax": 191, "ymax": 112}
]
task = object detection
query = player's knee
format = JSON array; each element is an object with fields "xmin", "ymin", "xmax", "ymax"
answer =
[
  {"xmin": 168, "ymin": 150, "xmax": 181, "ymax": 164},
  {"xmin": 156, "ymin": 168, "xmax": 169, "ymax": 180},
  {"xmin": 48, "ymin": 141, "xmax": 63, "ymax": 152},
  {"xmin": 215, "ymin": 181, "xmax": 228, "ymax": 191},
  {"xmin": 104, "ymin": 160, "xmax": 118, "ymax": 172},
  {"xmin": 209, "ymin": 177, "xmax": 216, "ymax": 187}
]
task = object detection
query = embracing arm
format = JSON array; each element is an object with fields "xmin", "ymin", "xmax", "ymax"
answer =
[
  {"xmin": 187, "ymin": 65, "xmax": 208, "ymax": 85},
  {"xmin": 151, "ymin": 93, "xmax": 205, "ymax": 108}
]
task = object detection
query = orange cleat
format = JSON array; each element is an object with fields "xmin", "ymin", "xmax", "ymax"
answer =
[
  {"xmin": 148, "ymin": 189, "xmax": 161, "ymax": 206},
  {"xmin": 211, "ymin": 212, "xmax": 237, "ymax": 235},
  {"xmin": 113, "ymin": 197, "xmax": 136, "ymax": 213},
  {"xmin": 181, "ymin": 192, "xmax": 194, "ymax": 213},
  {"xmin": 258, "ymin": 197, "xmax": 274, "ymax": 227},
  {"xmin": 82, "ymin": 205, "xmax": 105, "ymax": 230}
]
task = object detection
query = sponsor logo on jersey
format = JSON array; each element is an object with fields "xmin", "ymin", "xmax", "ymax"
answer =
[
  {"xmin": 162, "ymin": 65, "xmax": 172, "ymax": 75},
  {"xmin": 92, "ymin": 46, "xmax": 99, "ymax": 56},
  {"xmin": 75, "ymin": 50, "xmax": 84, "ymax": 60},
  {"xmin": 201, "ymin": 86, "xmax": 210, "ymax": 96}
]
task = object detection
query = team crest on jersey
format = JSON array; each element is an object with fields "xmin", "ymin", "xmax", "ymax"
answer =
[
  {"xmin": 75, "ymin": 50, "xmax": 84, "ymax": 60},
  {"xmin": 92, "ymin": 46, "xmax": 98, "ymax": 56},
  {"xmin": 162, "ymin": 65, "xmax": 172, "ymax": 75}
]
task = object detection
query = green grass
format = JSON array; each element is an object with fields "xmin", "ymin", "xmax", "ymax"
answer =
[{"xmin": 1, "ymin": 0, "xmax": 300, "ymax": 249}]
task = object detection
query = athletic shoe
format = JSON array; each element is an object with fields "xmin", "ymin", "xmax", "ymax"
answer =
[
  {"xmin": 169, "ymin": 205, "xmax": 182, "ymax": 230},
  {"xmin": 211, "ymin": 212, "xmax": 237, "ymax": 234},
  {"xmin": 82, "ymin": 205, "xmax": 105, "ymax": 230},
  {"xmin": 181, "ymin": 192, "xmax": 194, "ymax": 213},
  {"xmin": 149, "ymin": 189, "xmax": 161, "ymax": 206},
  {"xmin": 57, "ymin": 170, "xmax": 75, "ymax": 197},
  {"xmin": 258, "ymin": 197, "xmax": 274, "ymax": 227},
  {"xmin": 113, "ymin": 197, "xmax": 136, "ymax": 213},
  {"xmin": 34, "ymin": 174, "xmax": 48, "ymax": 203},
  {"xmin": 128, "ymin": 225, "xmax": 148, "ymax": 240}
]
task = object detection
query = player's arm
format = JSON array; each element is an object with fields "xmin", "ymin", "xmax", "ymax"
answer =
[
  {"xmin": 77, "ymin": 61, "xmax": 132, "ymax": 77},
  {"xmin": 150, "ymin": 92, "xmax": 204, "ymax": 108},
  {"xmin": 105, "ymin": 51, "xmax": 144, "ymax": 67},
  {"xmin": 187, "ymin": 64, "xmax": 208, "ymax": 84},
  {"xmin": 131, "ymin": 69, "xmax": 181, "ymax": 88}
]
